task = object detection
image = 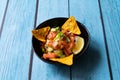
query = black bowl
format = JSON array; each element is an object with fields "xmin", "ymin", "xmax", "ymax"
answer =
[{"xmin": 32, "ymin": 17, "xmax": 90, "ymax": 65}]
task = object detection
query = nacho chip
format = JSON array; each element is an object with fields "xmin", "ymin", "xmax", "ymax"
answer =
[
  {"xmin": 62, "ymin": 16, "xmax": 81, "ymax": 35},
  {"xmin": 32, "ymin": 26, "xmax": 50, "ymax": 42},
  {"xmin": 50, "ymin": 54, "xmax": 73, "ymax": 66}
]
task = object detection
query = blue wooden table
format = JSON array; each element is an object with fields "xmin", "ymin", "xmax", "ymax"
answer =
[{"xmin": 0, "ymin": 0, "xmax": 120, "ymax": 80}]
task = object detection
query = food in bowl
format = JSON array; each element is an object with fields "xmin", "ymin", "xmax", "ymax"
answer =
[{"xmin": 32, "ymin": 16, "xmax": 85, "ymax": 66}]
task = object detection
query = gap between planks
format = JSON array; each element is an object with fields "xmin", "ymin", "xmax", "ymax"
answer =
[
  {"xmin": 0, "ymin": 0, "xmax": 9, "ymax": 38},
  {"xmin": 28, "ymin": 0, "xmax": 39, "ymax": 80},
  {"xmin": 98, "ymin": 0, "xmax": 113, "ymax": 80},
  {"xmin": 68, "ymin": 0, "xmax": 73, "ymax": 80}
]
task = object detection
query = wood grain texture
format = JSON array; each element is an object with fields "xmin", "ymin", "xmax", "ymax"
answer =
[
  {"xmin": 0, "ymin": 0, "xmax": 36, "ymax": 80},
  {"xmin": 31, "ymin": 0, "xmax": 70, "ymax": 80},
  {"xmin": 69, "ymin": 0, "xmax": 110, "ymax": 80},
  {"xmin": 0, "ymin": 0, "xmax": 7, "ymax": 30},
  {"xmin": 100, "ymin": 0, "xmax": 120, "ymax": 79}
]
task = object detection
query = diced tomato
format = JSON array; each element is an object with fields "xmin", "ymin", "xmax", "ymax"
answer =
[
  {"xmin": 45, "ymin": 40, "xmax": 53, "ymax": 47},
  {"xmin": 68, "ymin": 41, "xmax": 75, "ymax": 49},
  {"xmin": 47, "ymin": 31, "xmax": 57, "ymax": 40},
  {"xmin": 43, "ymin": 53, "xmax": 57, "ymax": 59},
  {"xmin": 63, "ymin": 48, "xmax": 72, "ymax": 56},
  {"xmin": 52, "ymin": 41, "xmax": 60, "ymax": 50}
]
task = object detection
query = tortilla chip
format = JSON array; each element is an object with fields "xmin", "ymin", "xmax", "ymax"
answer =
[
  {"xmin": 32, "ymin": 26, "xmax": 50, "ymax": 42},
  {"xmin": 50, "ymin": 54, "xmax": 73, "ymax": 66},
  {"xmin": 62, "ymin": 16, "xmax": 81, "ymax": 35}
]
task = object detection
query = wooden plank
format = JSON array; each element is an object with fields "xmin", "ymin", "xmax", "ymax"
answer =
[
  {"xmin": 0, "ymin": 0, "xmax": 36, "ymax": 80},
  {"xmin": 31, "ymin": 0, "xmax": 70, "ymax": 80},
  {"xmin": 69, "ymin": 0, "xmax": 110, "ymax": 80},
  {"xmin": 100, "ymin": 0, "xmax": 120, "ymax": 79},
  {"xmin": 0, "ymin": 0, "xmax": 7, "ymax": 30}
]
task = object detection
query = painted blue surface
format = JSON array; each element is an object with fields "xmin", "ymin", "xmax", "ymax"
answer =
[
  {"xmin": 100, "ymin": 0, "xmax": 120, "ymax": 80},
  {"xmin": 70, "ymin": 0, "xmax": 110, "ymax": 80},
  {"xmin": 0, "ymin": 0, "xmax": 36, "ymax": 80},
  {"xmin": 0, "ymin": 0, "xmax": 120, "ymax": 80}
]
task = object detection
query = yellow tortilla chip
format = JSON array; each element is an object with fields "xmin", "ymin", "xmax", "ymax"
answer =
[
  {"xmin": 50, "ymin": 54, "xmax": 73, "ymax": 66},
  {"xmin": 62, "ymin": 16, "xmax": 81, "ymax": 35},
  {"xmin": 32, "ymin": 26, "xmax": 50, "ymax": 42}
]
